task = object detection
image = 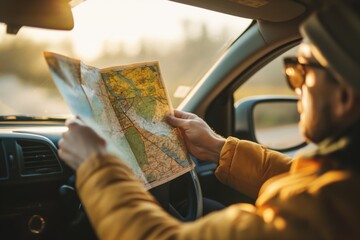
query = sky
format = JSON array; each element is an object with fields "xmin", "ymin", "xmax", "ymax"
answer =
[{"xmin": 1, "ymin": 0, "xmax": 250, "ymax": 59}]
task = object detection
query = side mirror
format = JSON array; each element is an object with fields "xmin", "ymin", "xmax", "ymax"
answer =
[
  {"xmin": 0, "ymin": 0, "xmax": 74, "ymax": 34},
  {"xmin": 234, "ymin": 95, "xmax": 306, "ymax": 151}
]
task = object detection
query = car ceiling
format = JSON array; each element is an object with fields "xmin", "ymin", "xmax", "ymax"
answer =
[
  {"xmin": 171, "ymin": 0, "xmax": 321, "ymax": 22},
  {"xmin": 0, "ymin": 0, "xmax": 324, "ymax": 34}
]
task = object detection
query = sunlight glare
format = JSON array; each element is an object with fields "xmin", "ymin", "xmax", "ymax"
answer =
[{"xmin": 5, "ymin": 0, "xmax": 249, "ymax": 60}]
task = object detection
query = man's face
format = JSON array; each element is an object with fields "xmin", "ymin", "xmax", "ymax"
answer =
[{"xmin": 295, "ymin": 43, "xmax": 339, "ymax": 143}]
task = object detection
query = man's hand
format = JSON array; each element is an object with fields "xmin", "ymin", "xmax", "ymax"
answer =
[
  {"xmin": 58, "ymin": 118, "xmax": 107, "ymax": 170},
  {"xmin": 166, "ymin": 110, "xmax": 225, "ymax": 163}
]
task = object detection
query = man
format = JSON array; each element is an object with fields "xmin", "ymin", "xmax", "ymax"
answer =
[{"xmin": 59, "ymin": 1, "xmax": 360, "ymax": 239}]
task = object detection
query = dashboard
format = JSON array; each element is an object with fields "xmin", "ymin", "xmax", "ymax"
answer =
[
  {"xmin": 0, "ymin": 120, "xmax": 201, "ymax": 240},
  {"xmin": 0, "ymin": 121, "xmax": 94, "ymax": 239}
]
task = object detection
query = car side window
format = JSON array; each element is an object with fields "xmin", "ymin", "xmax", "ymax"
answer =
[
  {"xmin": 233, "ymin": 46, "xmax": 305, "ymax": 152},
  {"xmin": 234, "ymin": 46, "xmax": 298, "ymax": 101}
]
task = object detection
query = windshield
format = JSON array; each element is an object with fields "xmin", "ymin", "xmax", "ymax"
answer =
[{"xmin": 0, "ymin": 0, "xmax": 251, "ymax": 117}]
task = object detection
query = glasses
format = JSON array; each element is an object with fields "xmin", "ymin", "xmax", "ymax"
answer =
[{"xmin": 283, "ymin": 57, "xmax": 323, "ymax": 90}]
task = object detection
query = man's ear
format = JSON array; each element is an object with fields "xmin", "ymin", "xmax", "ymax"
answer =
[{"xmin": 335, "ymin": 85, "xmax": 360, "ymax": 119}]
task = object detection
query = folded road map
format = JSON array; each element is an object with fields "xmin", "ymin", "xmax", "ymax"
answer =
[{"xmin": 44, "ymin": 52, "xmax": 194, "ymax": 189}]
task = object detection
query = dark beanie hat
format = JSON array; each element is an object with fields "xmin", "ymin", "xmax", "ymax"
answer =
[{"xmin": 300, "ymin": 2, "xmax": 360, "ymax": 94}]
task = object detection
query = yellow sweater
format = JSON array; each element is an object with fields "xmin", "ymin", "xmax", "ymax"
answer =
[{"xmin": 76, "ymin": 137, "xmax": 360, "ymax": 239}]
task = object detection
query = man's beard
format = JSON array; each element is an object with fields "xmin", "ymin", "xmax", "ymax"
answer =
[{"xmin": 300, "ymin": 101, "xmax": 336, "ymax": 144}]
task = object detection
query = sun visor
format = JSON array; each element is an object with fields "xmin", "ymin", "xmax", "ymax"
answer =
[{"xmin": 0, "ymin": 0, "xmax": 74, "ymax": 34}]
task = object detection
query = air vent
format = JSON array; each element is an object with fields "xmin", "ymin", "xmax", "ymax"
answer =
[{"xmin": 17, "ymin": 140, "xmax": 62, "ymax": 176}]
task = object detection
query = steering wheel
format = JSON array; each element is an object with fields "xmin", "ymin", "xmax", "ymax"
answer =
[
  {"xmin": 150, "ymin": 169, "xmax": 203, "ymax": 222},
  {"xmin": 59, "ymin": 167, "xmax": 203, "ymax": 238}
]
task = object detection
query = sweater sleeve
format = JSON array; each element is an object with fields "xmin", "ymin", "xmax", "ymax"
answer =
[
  {"xmin": 75, "ymin": 153, "xmax": 277, "ymax": 240},
  {"xmin": 215, "ymin": 137, "xmax": 292, "ymax": 199},
  {"xmin": 75, "ymin": 153, "xmax": 332, "ymax": 240},
  {"xmin": 76, "ymin": 153, "xmax": 180, "ymax": 240}
]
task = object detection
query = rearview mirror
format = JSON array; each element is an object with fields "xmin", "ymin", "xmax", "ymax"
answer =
[{"xmin": 0, "ymin": 0, "xmax": 74, "ymax": 34}]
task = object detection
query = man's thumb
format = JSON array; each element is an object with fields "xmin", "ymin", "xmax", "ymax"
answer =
[{"xmin": 166, "ymin": 115, "xmax": 185, "ymax": 128}]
